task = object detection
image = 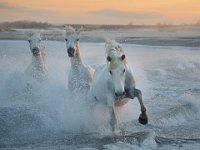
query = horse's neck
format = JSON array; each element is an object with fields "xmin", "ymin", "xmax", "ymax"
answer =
[
  {"xmin": 92, "ymin": 66, "xmax": 115, "ymax": 102},
  {"xmin": 125, "ymin": 66, "xmax": 135, "ymax": 89},
  {"xmin": 32, "ymin": 55, "xmax": 45, "ymax": 68},
  {"xmin": 70, "ymin": 52, "xmax": 83, "ymax": 69},
  {"xmin": 96, "ymin": 66, "xmax": 113, "ymax": 90}
]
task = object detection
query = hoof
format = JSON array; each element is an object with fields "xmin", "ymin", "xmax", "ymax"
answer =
[{"xmin": 138, "ymin": 112, "xmax": 148, "ymax": 125}]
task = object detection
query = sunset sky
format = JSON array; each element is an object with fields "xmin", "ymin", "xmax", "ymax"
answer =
[{"xmin": 0, "ymin": 0, "xmax": 200, "ymax": 25}]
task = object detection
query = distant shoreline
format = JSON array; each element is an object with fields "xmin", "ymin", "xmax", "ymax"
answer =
[{"xmin": 0, "ymin": 26, "xmax": 200, "ymax": 47}]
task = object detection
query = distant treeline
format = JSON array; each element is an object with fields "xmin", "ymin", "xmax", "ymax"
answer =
[
  {"xmin": 64, "ymin": 20, "xmax": 200, "ymax": 31},
  {"xmin": 63, "ymin": 24, "xmax": 150, "ymax": 31},
  {"xmin": 0, "ymin": 21, "xmax": 54, "ymax": 31},
  {"xmin": 0, "ymin": 20, "xmax": 200, "ymax": 32},
  {"xmin": 63, "ymin": 23, "xmax": 188, "ymax": 31},
  {"xmin": 0, "ymin": 21, "xmax": 157, "ymax": 32}
]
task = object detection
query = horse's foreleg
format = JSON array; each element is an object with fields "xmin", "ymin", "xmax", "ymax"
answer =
[
  {"xmin": 109, "ymin": 104, "xmax": 117, "ymax": 132},
  {"xmin": 134, "ymin": 88, "xmax": 148, "ymax": 125}
]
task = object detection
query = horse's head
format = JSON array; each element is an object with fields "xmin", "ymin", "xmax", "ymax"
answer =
[
  {"xmin": 106, "ymin": 40, "xmax": 127, "ymax": 98},
  {"xmin": 28, "ymin": 33, "xmax": 45, "ymax": 58},
  {"xmin": 65, "ymin": 26, "xmax": 80, "ymax": 57}
]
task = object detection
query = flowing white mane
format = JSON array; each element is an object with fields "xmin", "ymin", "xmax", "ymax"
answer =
[{"xmin": 105, "ymin": 40, "xmax": 126, "ymax": 69}]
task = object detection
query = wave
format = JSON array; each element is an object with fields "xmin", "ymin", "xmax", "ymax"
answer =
[{"xmin": 152, "ymin": 93, "xmax": 200, "ymax": 127}]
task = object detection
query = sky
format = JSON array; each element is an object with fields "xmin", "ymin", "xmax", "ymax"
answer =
[{"xmin": 0, "ymin": 0, "xmax": 200, "ymax": 25}]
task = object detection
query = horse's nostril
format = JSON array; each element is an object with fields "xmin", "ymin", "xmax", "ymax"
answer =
[
  {"xmin": 68, "ymin": 48, "xmax": 75, "ymax": 53},
  {"xmin": 32, "ymin": 47, "xmax": 39, "ymax": 55},
  {"xmin": 67, "ymin": 47, "xmax": 75, "ymax": 57}
]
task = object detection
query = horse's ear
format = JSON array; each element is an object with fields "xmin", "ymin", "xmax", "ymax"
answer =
[
  {"xmin": 24, "ymin": 32, "xmax": 33, "ymax": 41},
  {"xmin": 76, "ymin": 26, "xmax": 83, "ymax": 35},
  {"xmin": 107, "ymin": 56, "xmax": 112, "ymax": 62},
  {"xmin": 40, "ymin": 32, "xmax": 46, "ymax": 41},
  {"xmin": 121, "ymin": 54, "xmax": 125, "ymax": 60}
]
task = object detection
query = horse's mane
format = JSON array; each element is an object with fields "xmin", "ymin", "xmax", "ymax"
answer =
[{"xmin": 105, "ymin": 40, "xmax": 126, "ymax": 69}]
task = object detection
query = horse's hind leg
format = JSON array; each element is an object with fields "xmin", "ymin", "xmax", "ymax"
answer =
[{"xmin": 134, "ymin": 88, "xmax": 148, "ymax": 125}]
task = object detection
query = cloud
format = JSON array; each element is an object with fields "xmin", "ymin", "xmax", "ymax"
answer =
[
  {"xmin": 0, "ymin": 2, "xmax": 55, "ymax": 16},
  {"xmin": 0, "ymin": 2, "xmax": 13, "ymax": 9},
  {"xmin": 88, "ymin": 9, "xmax": 164, "ymax": 19}
]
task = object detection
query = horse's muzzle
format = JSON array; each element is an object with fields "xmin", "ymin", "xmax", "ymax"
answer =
[
  {"xmin": 67, "ymin": 47, "xmax": 75, "ymax": 57},
  {"xmin": 32, "ymin": 47, "xmax": 40, "ymax": 56}
]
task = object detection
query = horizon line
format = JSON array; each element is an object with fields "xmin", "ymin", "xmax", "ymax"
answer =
[{"xmin": 0, "ymin": 20, "xmax": 200, "ymax": 26}]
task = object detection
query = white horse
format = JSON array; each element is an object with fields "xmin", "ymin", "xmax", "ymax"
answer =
[
  {"xmin": 88, "ymin": 40, "xmax": 148, "ymax": 131},
  {"xmin": 25, "ymin": 33, "xmax": 48, "ymax": 82},
  {"xmin": 65, "ymin": 26, "xmax": 94, "ymax": 95}
]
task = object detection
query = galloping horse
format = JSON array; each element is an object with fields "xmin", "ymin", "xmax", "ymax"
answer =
[
  {"xmin": 65, "ymin": 26, "xmax": 94, "ymax": 95},
  {"xmin": 88, "ymin": 40, "xmax": 148, "ymax": 131},
  {"xmin": 25, "ymin": 33, "xmax": 48, "ymax": 82}
]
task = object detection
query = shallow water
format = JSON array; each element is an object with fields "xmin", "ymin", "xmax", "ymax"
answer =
[{"xmin": 0, "ymin": 40, "xmax": 200, "ymax": 149}]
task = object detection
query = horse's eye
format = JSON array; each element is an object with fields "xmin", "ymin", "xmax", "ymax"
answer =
[
  {"xmin": 65, "ymin": 38, "xmax": 68, "ymax": 42},
  {"xmin": 123, "ymin": 69, "xmax": 126, "ymax": 73},
  {"xmin": 109, "ymin": 70, "xmax": 112, "ymax": 75},
  {"xmin": 76, "ymin": 38, "xmax": 79, "ymax": 42}
]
